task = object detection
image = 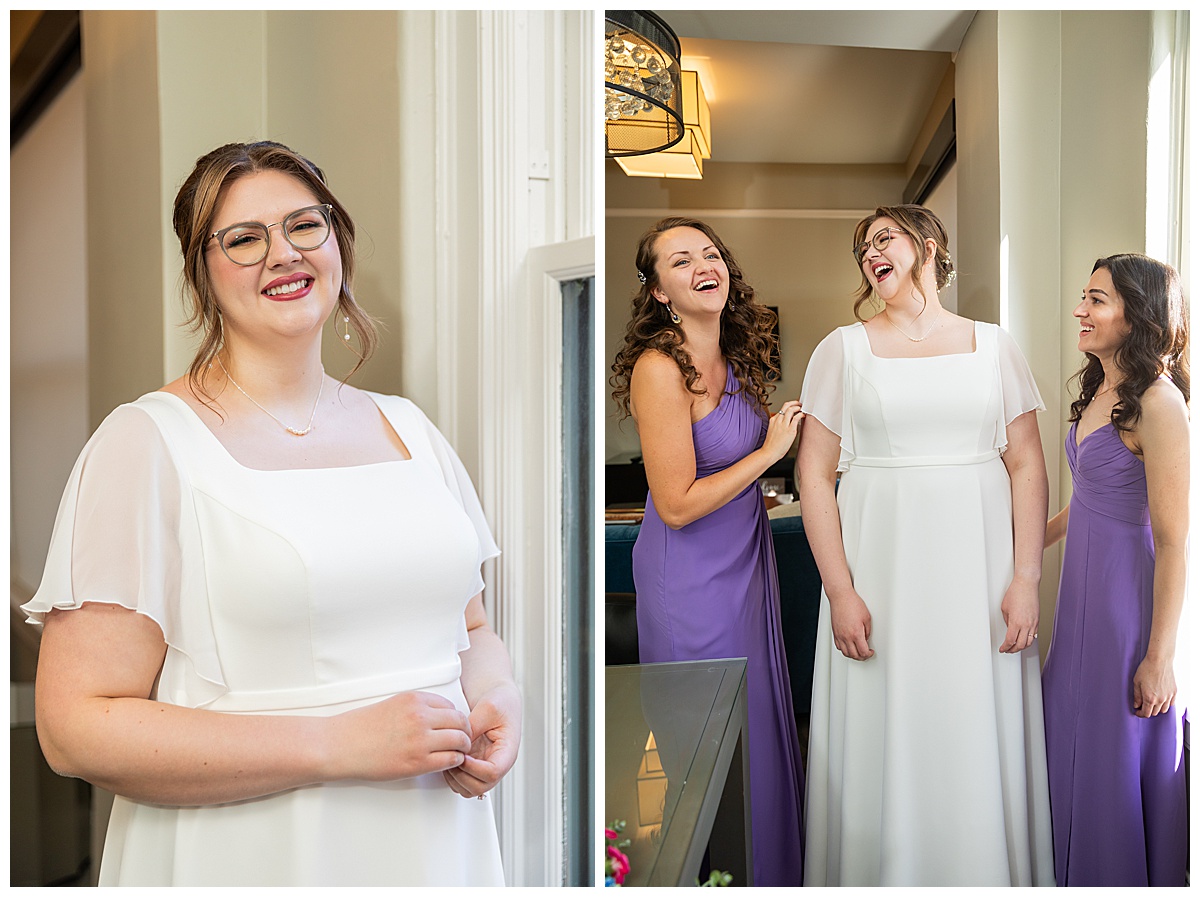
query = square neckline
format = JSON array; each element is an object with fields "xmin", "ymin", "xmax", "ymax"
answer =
[
  {"xmin": 150, "ymin": 390, "xmax": 415, "ymax": 473},
  {"xmin": 858, "ymin": 319, "xmax": 980, "ymax": 360}
]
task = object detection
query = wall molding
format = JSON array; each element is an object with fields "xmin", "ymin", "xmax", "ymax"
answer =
[{"xmin": 606, "ymin": 207, "xmax": 872, "ymax": 219}]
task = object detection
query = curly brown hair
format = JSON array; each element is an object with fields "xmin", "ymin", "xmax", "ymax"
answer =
[
  {"xmin": 1069, "ymin": 253, "xmax": 1189, "ymax": 431},
  {"xmin": 172, "ymin": 141, "xmax": 378, "ymax": 404},
  {"xmin": 851, "ymin": 204, "xmax": 956, "ymax": 320},
  {"xmin": 610, "ymin": 217, "xmax": 779, "ymax": 419}
]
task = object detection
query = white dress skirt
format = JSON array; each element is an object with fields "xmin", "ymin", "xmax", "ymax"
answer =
[
  {"xmin": 799, "ymin": 322, "xmax": 1054, "ymax": 886},
  {"xmin": 22, "ymin": 391, "xmax": 505, "ymax": 886}
]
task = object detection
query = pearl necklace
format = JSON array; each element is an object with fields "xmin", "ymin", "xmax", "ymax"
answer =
[
  {"xmin": 215, "ymin": 355, "xmax": 324, "ymax": 437},
  {"xmin": 884, "ymin": 306, "xmax": 943, "ymax": 342}
]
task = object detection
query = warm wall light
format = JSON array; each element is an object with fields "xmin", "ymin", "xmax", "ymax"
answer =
[{"xmin": 616, "ymin": 70, "xmax": 711, "ymax": 179}]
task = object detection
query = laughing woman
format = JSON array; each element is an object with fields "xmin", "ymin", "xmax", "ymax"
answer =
[
  {"xmin": 611, "ymin": 217, "xmax": 805, "ymax": 885},
  {"xmin": 1042, "ymin": 254, "xmax": 1189, "ymax": 886},
  {"xmin": 798, "ymin": 204, "xmax": 1053, "ymax": 885},
  {"xmin": 22, "ymin": 142, "xmax": 519, "ymax": 886}
]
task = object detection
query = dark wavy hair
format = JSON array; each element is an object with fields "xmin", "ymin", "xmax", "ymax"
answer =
[
  {"xmin": 172, "ymin": 140, "xmax": 378, "ymax": 403},
  {"xmin": 1069, "ymin": 253, "xmax": 1189, "ymax": 430},
  {"xmin": 610, "ymin": 217, "xmax": 778, "ymax": 419},
  {"xmin": 851, "ymin": 204, "xmax": 956, "ymax": 320}
]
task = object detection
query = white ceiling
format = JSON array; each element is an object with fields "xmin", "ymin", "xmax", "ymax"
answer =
[{"xmin": 646, "ymin": 11, "xmax": 976, "ymax": 167}]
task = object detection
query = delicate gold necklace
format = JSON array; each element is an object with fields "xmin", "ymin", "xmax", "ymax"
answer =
[
  {"xmin": 884, "ymin": 306, "xmax": 942, "ymax": 342},
  {"xmin": 215, "ymin": 355, "xmax": 324, "ymax": 437}
]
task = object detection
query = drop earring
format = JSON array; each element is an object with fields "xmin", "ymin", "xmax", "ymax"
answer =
[{"xmin": 668, "ymin": 304, "xmax": 681, "ymax": 324}]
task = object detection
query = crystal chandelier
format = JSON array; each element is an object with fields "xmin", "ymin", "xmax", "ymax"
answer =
[{"xmin": 604, "ymin": 11, "xmax": 683, "ymax": 158}]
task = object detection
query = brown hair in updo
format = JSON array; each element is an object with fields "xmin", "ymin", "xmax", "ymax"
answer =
[
  {"xmin": 851, "ymin": 204, "xmax": 956, "ymax": 321},
  {"xmin": 610, "ymin": 216, "xmax": 778, "ymax": 419},
  {"xmin": 172, "ymin": 140, "xmax": 378, "ymax": 403}
]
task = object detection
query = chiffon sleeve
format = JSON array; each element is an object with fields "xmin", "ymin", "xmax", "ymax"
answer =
[
  {"xmin": 799, "ymin": 327, "xmax": 855, "ymax": 472},
  {"xmin": 372, "ymin": 395, "xmax": 501, "ymax": 652},
  {"xmin": 20, "ymin": 403, "xmax": 228, "ymax": 707},
  {"xmin": 409, "ymin": 403, "xmax": 502, "ymax": 573},
  {"xmin": 398, "ymin": 400, "xmax": 501, "ymax": 652},
  {"xmin": 993, "ymin": 325, "xmax": 1046, "ymax": 454}
]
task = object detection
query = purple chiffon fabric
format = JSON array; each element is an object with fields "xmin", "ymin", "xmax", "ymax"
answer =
[
  {"xmin": 1042, "ymin": 421, "xmax": 1188, "ymax": 886},
  {"xmin": 633, "ymin": 365, "xmax": 804, "ymax": 886}
]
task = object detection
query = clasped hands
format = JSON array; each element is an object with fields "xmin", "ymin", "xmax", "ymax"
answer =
[
  {"xmin": 444, "ymin": 683, "xmax": 522, "ymax": 798},
  {"xmin": 331, "ymin": 683, "xmax": 520, "ymax": 797}
]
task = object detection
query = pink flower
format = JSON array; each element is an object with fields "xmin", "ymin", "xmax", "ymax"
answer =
[
  {"xmin": 607, "ymin": 846, "xmax": 630, "ymax": 884},
  {"xmin": 605, "ymin": 828, "xmax": 618, "ymax": 841}
]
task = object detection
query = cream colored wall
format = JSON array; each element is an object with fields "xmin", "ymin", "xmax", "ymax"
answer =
[
  {"xmin": 954, "ymin": 10, "xmax": 1155, "ymax": 653},
  {"xmin": 11, "ymin": 73, "xmax": 89, "ymax": 596},
  {"xmin": 81, "ymin": 11, "xmax": 166, "ymax": 429},
  {"xmin": 82, "ymin": 12, "xmax": 409, "ymax": 414},
  {"xmin": 605, "ymin": 160, "xmax": 906, "ymax": 460},
  {"xmin": 921, "ymin": 162, "xmax": 958, "ymax": 314}
]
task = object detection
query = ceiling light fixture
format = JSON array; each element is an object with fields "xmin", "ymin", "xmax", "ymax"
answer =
[
  {"xmin": 615, "ymin": 69, "xmax": 711, "ymax": 179},
  {"xmin": 604, "ymin": 11, "xmax": 683, "ymax": 159}
]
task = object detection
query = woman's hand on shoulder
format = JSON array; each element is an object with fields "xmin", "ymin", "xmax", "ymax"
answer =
[{"xmin": 763, "ymin": 400, "xmax": 804, "ymax": 464}]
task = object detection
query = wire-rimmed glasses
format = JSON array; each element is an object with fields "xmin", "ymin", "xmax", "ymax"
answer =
[
  {"xmin": 209, "ymin": 204, "xmax": 334, "ymax": 266},
  {"xmin": 852, "ymin": 226, "xmax": 905, "ymax": 264}
]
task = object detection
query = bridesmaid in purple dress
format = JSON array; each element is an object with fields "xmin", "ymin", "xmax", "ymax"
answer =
[
  {"xmin": 1042, "ymin": 253, "xmax": 1189, "ymax": 886},
  {"xmin": 610, "ymin": 217, "xmax": 805, "ymax": 885}
]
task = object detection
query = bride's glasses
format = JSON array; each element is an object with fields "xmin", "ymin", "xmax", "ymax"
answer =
[
  {"xmin": 852, "ymin": 226, "xmax": 905, "ymax": 264},
  {"xmin": 209, "ymin": 204, "xmax": 334, "ymax": 266}
]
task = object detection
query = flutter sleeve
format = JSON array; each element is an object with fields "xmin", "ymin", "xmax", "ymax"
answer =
[
  {"xmin": 799, "ymin": 327, "xmax": 855, "ymax": 472},
  {"xmin": 993, "ymin": 324, "xmax": 1047, "ymax": 454},
  {"xmin": 376, "ymin": 395, "xmax": 501, "ymax": 651},
  {"xmin": 20, "ymin": 402, "xmax": 227, "ymax": 707}
]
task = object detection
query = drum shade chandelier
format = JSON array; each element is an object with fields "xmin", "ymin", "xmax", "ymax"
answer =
[
  {"xmin": 605, "ymin": 11, "xmax": 711, "ymax": 180},
  {"xmin": 604, "ymin": 11, "xmax": 684, "ymax": 157}
]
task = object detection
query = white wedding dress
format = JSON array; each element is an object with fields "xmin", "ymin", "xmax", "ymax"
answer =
[
  {"xmin": 23, "ymin": 391, "xmax": 505, "ymax": 886},
  {"xmin": 799, "ymin": 322, "xmax": 1054, "ymax": 886}
]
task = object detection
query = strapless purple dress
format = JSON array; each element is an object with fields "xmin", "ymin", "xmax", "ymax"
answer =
[
  {"xmin": 633, "ymin": 364, "xmax": 804, "ymax": 886},
  {"xmin": 1042, "ymin": 421, "xmax": 1187, "ymax": 886}
]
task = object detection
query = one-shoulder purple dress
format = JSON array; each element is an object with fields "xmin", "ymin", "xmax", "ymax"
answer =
[
  {"xmin": 633, "ymin": 364, "xmax": 804, "ymax": 886},
  {"xmin": 1042, "ymin": 421, "xmax": 1188, "ymax": 886}
]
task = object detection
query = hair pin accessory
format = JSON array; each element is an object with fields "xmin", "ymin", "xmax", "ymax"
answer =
[{"xmin": 637, "ymin": 270, "xmax": 647, "ymax": 285}]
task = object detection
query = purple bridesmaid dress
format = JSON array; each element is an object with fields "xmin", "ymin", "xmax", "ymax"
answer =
[
  {"xmin": 633, "ymin": 364, "xmax": 804, "ymax": 886},
  {"xmin": 1042, "ymin": 421, "xmax": 1188, "ymax": 886}
]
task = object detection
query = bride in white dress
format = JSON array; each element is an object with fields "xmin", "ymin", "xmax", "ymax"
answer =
[
  {"xmin": 22, "ymin": 141, "xmax": 519, "ymax": 886},
  {"xmin": 796, "ymin": 205, "xmax": 1053, "ymax": 885}
]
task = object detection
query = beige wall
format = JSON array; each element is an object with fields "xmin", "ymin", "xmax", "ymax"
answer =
[
  {"xmin": 82, "ymin": 11, "xmax": 410, "ymax": 425},
  {"xmin": 955, "ymin": 10, "xmax": 1158, "ymax": 650},
  {"xmin": 11, "ymin": 74, "xmax": 89, "ymax": 597}
]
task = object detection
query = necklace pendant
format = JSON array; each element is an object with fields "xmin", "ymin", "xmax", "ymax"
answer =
[{"xmin": 286, "ymin": 426, "xmax": 312, "ymax": 437}]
